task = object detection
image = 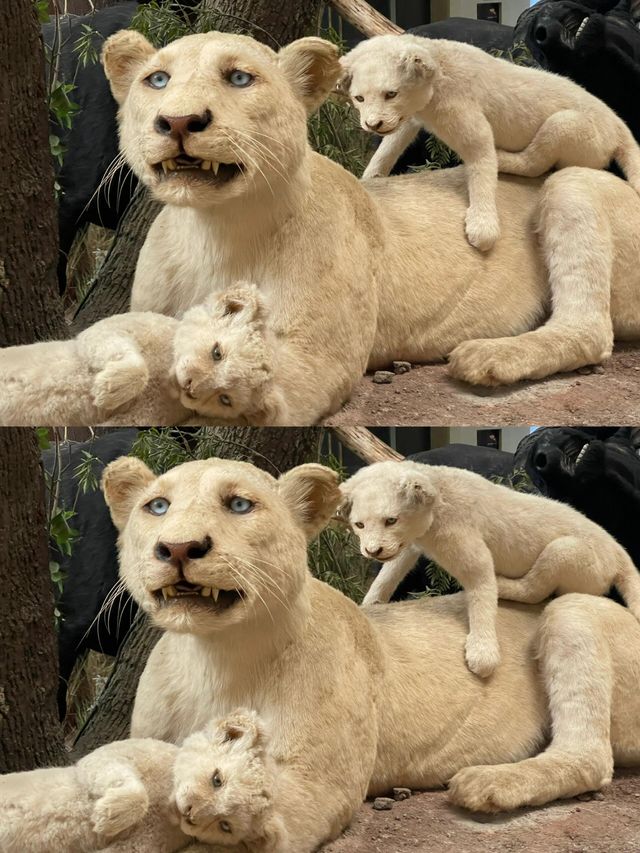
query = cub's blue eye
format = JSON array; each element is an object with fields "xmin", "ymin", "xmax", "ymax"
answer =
[
  {"xmin": 385, "ymin": 517, "xmax": 397, "ymax": 526},
  {"xmin": 147, "ymin": 71, "xmax": 170, "ymax": 89},
  {"xmin": 228, "ymin": 496, "xmax": 254, "ymax": 514},
  {"xmin": 228, "ymin": 70, "xmax": 253, "ymax": 88},
  {"xmin": 147, "ymin": 497, "xmax": 170, "ymax": 516}
]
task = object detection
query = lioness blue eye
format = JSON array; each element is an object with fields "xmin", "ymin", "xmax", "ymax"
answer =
[
  {"xmin": 147, "ymin": 497, "xmax": 170, "ymax": 515},
  {"xmin": 147, "ymin": 71, "xmax": 170, "ymax": 89},
  {"xmin": 386, "ymin": 517, "xmax": 397, "ymax": 526},
  {"xmin": 229, "ymin": 70, "xmax": 253, "ymax": 87},
  {"xmin": 386, "ymin": 91, "xmax": 397, "ymax": 99},
  {"xmin": 229, "ymin": 496, "xmax": 253, "ymax": 514}
]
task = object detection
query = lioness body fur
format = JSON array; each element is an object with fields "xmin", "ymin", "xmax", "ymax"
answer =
[
  {"xmin": 341, "ymin": 34, "xmax": 640, "ymax": 250},
  {"xmin": 102, "ymin": 456, "xmax": 640, "ymax": 852},
  {"xmin": 341, "ymin": 460, "xmax": 640, "ymax": 677},
  {"xmin": 100, "ymin": 31, "xmax": 640, "ymax": 420}
]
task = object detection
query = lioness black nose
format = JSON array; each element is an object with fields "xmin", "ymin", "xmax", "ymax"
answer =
[
  {"xmin": 366, "ymin": 546, "xmax": 383, "ymax": 558},
  {"xmin": 154, "ymin": 110, "xmax": 212, "ymax": 140},
  {"xmin": 154, "ymin": 537, "xmax": 212, "ymax": 569},
  {"xmin": 366, "ymin": 119, "xmax": 383, "ymax": 131}
]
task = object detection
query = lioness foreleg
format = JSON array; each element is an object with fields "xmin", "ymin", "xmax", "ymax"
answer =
[{"xmin": 449, "ymin": 594, "xmax": 614, "ymax": 812}]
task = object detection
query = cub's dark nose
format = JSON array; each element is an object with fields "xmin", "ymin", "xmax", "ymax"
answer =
[
  {"xmin": 366, "ymin": 546, "xmax": 383, "ymax": 558},
  {"xmin": 365, "ymin": 119, "xmax": 384, "ymax": 132},
  {"xmin": 154, "ymin": 110, "xmax": 212, "ymax": 141},
  {"xmin": 154, "ymin": 537, "xmax": 212, "ymax": 570}
]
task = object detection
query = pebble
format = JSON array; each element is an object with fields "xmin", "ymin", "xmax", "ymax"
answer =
[
  {"xmin": 393, "ymin": 787, "xmax": 412, "ymax": 801},
  {"xmin": 373, "ymin": 371, "xmax": 394, "ymax": 384},
  {"xmin": 392, "ymin": 361, "xmax": 411, "ymax": 375},
  {"xmin": 373, "ymin": 797, "xmax": 394, "ymax": 811}
]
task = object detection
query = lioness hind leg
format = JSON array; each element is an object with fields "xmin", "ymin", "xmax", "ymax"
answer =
[
  {"xmin": 449, "ymin": 594, "xmax": 614, "ymax": 813},
  {"xmin": 497, "ymin": 111, "xmax": 607, "ymax": 178},
  {"xmin": 448, "ymin": 169, "xmax": 614, "ymax": 386},
  {"xmin": 496, "ymin": 537, "xmax": 603, "ymax": 604}
]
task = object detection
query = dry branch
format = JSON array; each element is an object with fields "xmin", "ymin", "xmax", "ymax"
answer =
[
  {"xmin": 328, "ymin": 0, "xmax": 402, "ymax": 36},
  {"xmin": 333, "ymin": 427, "xmax": 404, "ymax": 464}
]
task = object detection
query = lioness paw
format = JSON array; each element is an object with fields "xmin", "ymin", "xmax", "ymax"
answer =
[
  {"xmin": 448, "ymin": 338, "xmax": 535, "ymax": 387},
  {"xmin": 448, "ymin": 764, "xmax": 532, "ymax": 813},
  {"xmin": 92, "ymin": 786, "xmax": 149, "ymax": 839},
  {"xmin": 464, "ymin": 636, "xmax": 500, "ymax": 678},
  {"xmin": 464, "ymin": 209, "xmax": 500, "ymax": 252},
  {"xmin": 92, "ymin": 361, "xmax": 149, "ymax": 412}
]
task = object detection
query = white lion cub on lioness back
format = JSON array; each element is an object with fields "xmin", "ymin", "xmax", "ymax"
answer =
[
  {"xmin": 340, "ymin": 460, "xmax": 640, "ymax": 677},
  {"xmin": 340, "ymin": 34, "xmax": 640, "ymax": 251}
]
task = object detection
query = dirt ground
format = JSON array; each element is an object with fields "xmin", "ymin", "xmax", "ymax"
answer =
[
  {"xmin": 323, "ymin": 769, "xmax": 640, "ymax": 852},
  {"xmin": 326, "ymin": 344, "xmax": 640, "ymax": 426}
]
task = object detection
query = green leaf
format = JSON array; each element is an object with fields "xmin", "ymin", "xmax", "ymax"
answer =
[
  {"xmin": 36, "ymin": 427, "xmax": 51, "ymax": 450},
  {"xmin": 36, "ymin": 0, "xmax": 50, "ymax": 23}
]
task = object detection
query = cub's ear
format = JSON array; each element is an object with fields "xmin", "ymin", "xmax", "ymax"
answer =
[
  {"xmin": 400, "ymin": 469, "xmax": 437, "ymax": 506},
  {"xmin": 221, "ymin": 284, "xmax": 265, "ymax": 325},
  {"xmin": 102, "ymin": 456, "xmax": 156, "ymax": 530},
  {"xmin": 336, "ymin": 57, "xmax": 352, "ymax": 96},
  {"xmin": 278, "ymin": 37, "xmax": 341, "ymax": 114},
  {"xmin": 102, "ymin": 30, "xmax": 156, "ymax": 105},
  {"xmin": 400, "ymin": 44, "xmax": 437, "ymax": 80},
  {"xmin": 278, "ymin": 463, "xmax": 341, "ymax": 540},
  {"xmin": 335, "ymin": 483, "xmax": 353, "ymax": 523},
  {"xmin": 255, "ymin": 813, "xmax": 289, "ymax": 852}
]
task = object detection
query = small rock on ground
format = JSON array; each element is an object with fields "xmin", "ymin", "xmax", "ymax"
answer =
[
  {"xmin": 392, "ymin": 361, "xmax": 411, "ymax": 375},
  {"xmin": 373, "ymin": 371, "xmax": 394, "ymax": 384},
  {"xmin": 373, "ymin": 797, "xmax": 394, "ymax": 811},
  {"xmin": 393, "ymin": 788, "xmax": 412, "ymax": 801}
]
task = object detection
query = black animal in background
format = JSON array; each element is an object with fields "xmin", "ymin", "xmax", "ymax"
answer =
[
  {"xmin": 43, "ymin": 429, "xmax": 139, "ymax": 719},
  {"xmin": 514, "ymin": 427, "xmax": 640, "ymax": 571},
  {"xmin": 513, "ymin": 0, "xmax": 640, "ymax": 142}
]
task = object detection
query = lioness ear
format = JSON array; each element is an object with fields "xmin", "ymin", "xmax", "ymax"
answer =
[
  {"xmin": 102, "ymin": 456, "xmax": 156, "ymax": 530},
  {"xmin": 278, "ymin": 463, "xmax": 341, "ymax": 540},
  {"xmin": 102, "ymin": 30, "xmax": 156, "ymax": 105},
  {"xmin": 278, "ymin": 37, "xmax": 341, "ymax": 114}
]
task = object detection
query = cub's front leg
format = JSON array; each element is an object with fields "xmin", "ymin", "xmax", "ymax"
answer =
[
  {"xmin": 362, "ymin": 119, "xmax": 421, "ymax": 179},
  {"xmin": 362, "ymin": 545, "xmax": 422, "ymax": 605}
]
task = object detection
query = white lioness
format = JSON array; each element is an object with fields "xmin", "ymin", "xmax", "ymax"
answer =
[
  {"xmin": 0, "ymin": 286, "xmax": 286, "ymax": 426},
  {"xmin": 100, "ymin": 30, "xmax": 640, "ymax": 420},
  {"xmin": 340, "ymin": 34, "xmax": 640, "ymax": 251},
  {"xmin": 0, "ymin": 710, "xmax": 282, "ymax": 853},
  {"xmin": 339, "ymin": 460, "xmax": 640, "ymax": 677},
  {"xmin": 101, "ymin": 455, "xmax": 640, "ymax": 852}
]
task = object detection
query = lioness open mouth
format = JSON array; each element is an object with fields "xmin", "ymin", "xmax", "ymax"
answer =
[
  {"xmin": 154, "ymin": 579, "xmax": 245, "ymax": 612},
  {"xmin": 153, "ymin": 154, "xmax": 244, "ymax": 185}
]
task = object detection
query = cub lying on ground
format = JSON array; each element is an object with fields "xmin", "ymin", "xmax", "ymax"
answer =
[
  {"xmin": 340, "ymin": 34, "xmax": 640, "ymax": 250},
  {"xmin": 340, "ymin": 460, "xmax": 640, "ymax": 677},
  {"xmin": 0, "ymin": 709, "xmax": 284, "ymax": 853},
  {"xmin": 0, "ymin": 285, "xmax": 287, "ymax": 426}
]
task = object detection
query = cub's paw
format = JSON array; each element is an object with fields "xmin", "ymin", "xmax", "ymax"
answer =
[
  {"xmin": 448, "ymin": 338, "xmax": 534, "ymax": 387},
  {"xmin": 448, "ymin": 764, "xmax": 530, "ymax": 813},
  {"xmin": 92, "ymin": 786, "xmax": 149, "ymax": 840},
  {"xmin": 92, "ymin": 361, "xmax": 149, "ymax": 413},
  {"xmin": 465, "ymin": 636, "xmax": 500, "ymax": 678},
  {"xmin": 464, "ymin": 209, "xmax": 500, "ymax": 252}
]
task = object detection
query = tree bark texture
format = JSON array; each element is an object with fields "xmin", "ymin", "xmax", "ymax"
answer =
[
  {"xmin": 204, "ymin": 0, "xmax": 325, "ymax": 47},
  {"xmin": 73, "ymin": 427, "xmax": 322, "ymax": 756},
  {"xmin": 0, "ymin": 0, "xmax": 66, "ymax": 346},
  {"xmin": 0, "ymin": 429, "xmax": 67, "ymax": 772},
  {"xmin": 332, "ymin": 427, "xmax": 404, "ymax": 464}
]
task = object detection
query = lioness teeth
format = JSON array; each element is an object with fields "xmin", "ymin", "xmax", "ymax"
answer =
[
  {"xmin": 212, "ymin": 162, "xmax": 220, "ymax": 176},
  {"xmin": 161, "ymin": 584, "xmax": 177, "ymax": 600},
  {"xmin": 212, "ymin": 588, "xmax": 220, "ymax": 602},
  {"xmin": 201, "ymin": 586, "xmax": 212, "ymax": 597},
  {"xmin": 201, "ymin": 161, "xmax": 211, "ymax": 171}
]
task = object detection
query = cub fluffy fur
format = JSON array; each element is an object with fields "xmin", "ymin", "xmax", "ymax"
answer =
[
  {"xmin": 100, "ymin": 30, "xmax": 640, "ymax": 411},
  {"xmin": 0, "ymin": 285, "xmax": 287, "ymax": 426},
  {"xmin": 340, "ymin": 460, "xmax": 640, "ymax": 677},
  {"xmin": 102, "ymin": 455, "xmax": 640, "ymax": 850},
  {"xmin": 340, "ymin": 33, "xmax": 640, "ymax": 251},
  {"xmin": 0, "ymin": 709, "xmax": 283, "ymax": 853}
]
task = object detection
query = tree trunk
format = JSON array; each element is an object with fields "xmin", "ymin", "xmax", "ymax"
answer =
[
  {"xmin": 73, "ymin": 427, "xmax": 322, "ymax": 756},
  {"xmin": 71, "ymin": 0, "xmax": 325, "ymax": 327},
  {"xmin": 332, "ymin": 427, "xmax": 404, "ymax": 464},
  {"xmin": 0, "ymin": 429, "xmax": 66, "ymax": 772},
  {"xmin": 0, "ymin": 0, "xmax": 66, "ymax": 346},
  {"xmin": 72, "ymin": 191, "xmax": 161, "ymax": 331}
]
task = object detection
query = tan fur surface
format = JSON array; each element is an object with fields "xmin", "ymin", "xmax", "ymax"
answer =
[
  {"xmin": 0, "ymin": 285, "xmax": 285, "ymax": 426},
  {"xmin": 341, "ymin": 34, "xmax": 640, "ymax": 250},
  {"xmin": 100, "ymin": 30, "xmax": 640, "ymax": 417},
  {"xmin": 102, "ymin": 456, "xmax": 640, "ymax": 850},
  {"xmin": 341, "ymin": 460, "xmax": 640, "ymax": 676}
]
